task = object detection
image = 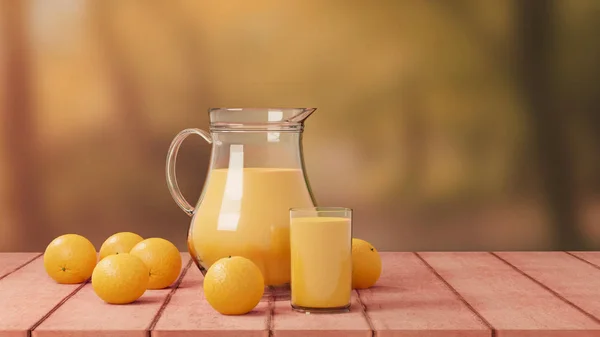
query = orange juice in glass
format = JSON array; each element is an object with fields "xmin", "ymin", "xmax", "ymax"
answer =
[{"xmin": 289, "ymin": 207, "xmax": 352, "ymax": 313}]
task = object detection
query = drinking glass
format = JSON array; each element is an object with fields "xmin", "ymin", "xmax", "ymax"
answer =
[{"xmin": 289, "ymin": 207, "xmax": 352, "ymax": 313}]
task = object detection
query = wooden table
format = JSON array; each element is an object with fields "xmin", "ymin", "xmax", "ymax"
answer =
[{"xmin": 1, "ymin": 252, "xmax": 600, "ymax": 337}]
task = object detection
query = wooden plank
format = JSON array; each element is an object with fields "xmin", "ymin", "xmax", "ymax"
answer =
[
  {"xmin": 0, "ymin": 256, "xmax": 84, "ymax": 337},
  {"xmin": 272, "ymin": 291, "xmax": 371, "ymax": 337},
  {"xmin": 358, "ymin": 253, "xmax": 490, "ymax": 337},
  {"xmin": 151, "ymin": 265, "xmax": 270, "ymax": 337},
  {"xmin": 495, "ymin": 252, "xmax": 600, "ymax": 322},
  {"xmin": 419, "ymin": 252, "xmax": 600, "ymax": 337},
  {"xmin": 568, "ymin": 252, "xmax": 600, "ymax": 268},
  {"xmin": 33, "ymin": 254, "xmax": 191, "ymax": 337},
  {"xmin": 0, "ymin": 252, "xmax": 41, "ymax": 279}
]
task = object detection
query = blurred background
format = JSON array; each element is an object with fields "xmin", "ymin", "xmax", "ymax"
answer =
[{"xmin": 1, "ymin": 0, "xmax": 599, "ymax": 252}]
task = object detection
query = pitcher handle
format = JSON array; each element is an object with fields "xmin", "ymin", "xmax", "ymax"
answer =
[{"xmin": 166, "ymin": 128, "xmax": 212, "ymax": 216}]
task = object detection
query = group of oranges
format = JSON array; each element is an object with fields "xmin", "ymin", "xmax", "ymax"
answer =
[
  {"xmin": 43, "ymin": 232, "xmax": 182, "ymax": 304},
  {"xmin": 43, "ymin": 233, "xmax": 381, "ymax": 315}
]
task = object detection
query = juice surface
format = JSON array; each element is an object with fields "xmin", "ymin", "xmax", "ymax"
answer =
[
  {"xmin": 190, "ymin": 167, "xmax": 314, "ymax": 286},
  {"xmin": 290, "ymin": 216, "xmax": 352, "ymax": 309}
]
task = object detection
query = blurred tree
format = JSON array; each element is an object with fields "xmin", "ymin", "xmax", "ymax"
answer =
[
  {"xmin": 0, "ymin": 0, "xmax": 45, "ymax": 250},
  {"xmin": 433, "ymin": 0, "xmax": 587, "ymax": 249},
  {"xmin": 514, "ymin": 0, "xmax": 586, "ymax": 250},
  {"xmin": 399, "ymin": 76, "xmax": 428, "ymax": 199},
  {"xmin": 556, "ymin": 1, "xmax": 600, "ymax": 192}
]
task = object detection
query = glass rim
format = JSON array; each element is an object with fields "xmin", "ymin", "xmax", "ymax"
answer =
[
  {"xmin": 208, "ymin": 107, "xmax": 315, "ymax": 112},
  {"xmin": 207, "ymin": 107, "xmax": 316, "ymax": 132},
  {"xmin": 289, "ymin": 206, "xmax": 353, "ymax": 212}
]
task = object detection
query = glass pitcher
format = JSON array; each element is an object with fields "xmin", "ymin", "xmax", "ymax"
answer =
[{"xmin": 166, "ymin": 108, "xmax": 317, "ymax": 286}]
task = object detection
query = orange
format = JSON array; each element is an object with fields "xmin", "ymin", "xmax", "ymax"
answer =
[
  {"xmin": 98, "ymin": 232, "xmax": 144, "ymax": 260},
  {"xmin": 203, "ymin": 256, "xmax": 264, "ymax": 315},
  {"xmin": 130, "ymin": 238, "xmax": 182, "ymax": 289},
  {"xmin": 92, "ymin": 253, "xmax": 149, "ymax": 304},
  {"xmin": 351, "ymin": 238, "xmax": 382, "ymax": 289},
  {"xmin": 43, "ymin": 234, "xmax": 97, "ymax": 284}
]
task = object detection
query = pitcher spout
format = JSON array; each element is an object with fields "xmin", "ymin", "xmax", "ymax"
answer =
[{"xmin": 284, "ymin": 108, "xmax": 316, "ymax": 124}]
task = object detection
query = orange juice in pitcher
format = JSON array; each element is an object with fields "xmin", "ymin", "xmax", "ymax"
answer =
[{"xmin": 166, "ymin": 108, "xmax": 317, "ymax": 286}]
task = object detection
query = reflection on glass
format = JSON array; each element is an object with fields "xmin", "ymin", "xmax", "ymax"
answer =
[{"xmin": 217, "ymin": 144, "xmax": 244, "ymax": 231}]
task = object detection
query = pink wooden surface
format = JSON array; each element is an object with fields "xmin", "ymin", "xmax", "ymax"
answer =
[
  {"xmin": 495, "ymin": 252, "xmax": 600, "ymax": 322},
  {"xmin": 152, "ymin": 266, "xmax": 270, "ymax": 337},
  {"xmin": 272, "ymin": 291, "xmax": 371, "ymax": 337},
  {"xmin": 568, "ymin": 252, "xmax": 600, "ymax": 268},
  {"xmin": 358, "ymin": 253, "xmax": 490, "ymax": 337},
  {"xmin": 2, "ymin": 252, "xmax": 600, "ymax": 336},
  {"xmin": 0, "ymin": 256, "xmax": 84, "ymax": 337},
  {"xmin": 32, "ymin": 254, "xmax": 191, "ymax": 337},
  {"xmin": 0, "ymin": 252, "xmax": 40, "ymax": 279},
  {"xmin": 419, "ymin": 252, "xmax": 600, "ymax": 337}
]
